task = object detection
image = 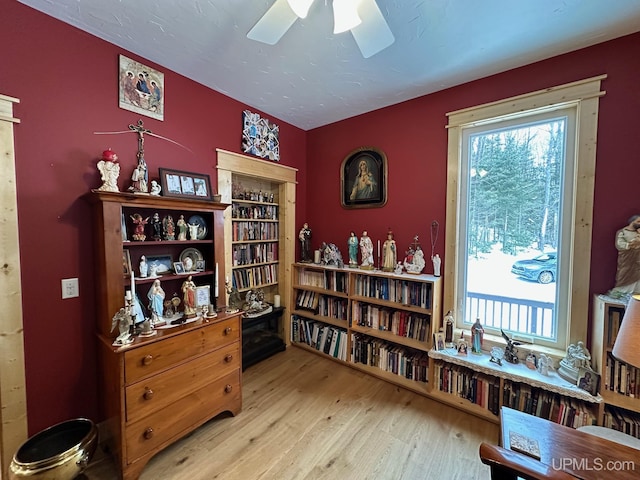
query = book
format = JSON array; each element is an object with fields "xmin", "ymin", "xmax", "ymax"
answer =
[{"xmin": 509, "ymin": 431, "xmax": 541, "ymax": 460}]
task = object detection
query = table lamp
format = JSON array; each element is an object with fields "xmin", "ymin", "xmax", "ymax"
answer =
[{"xmin": 612, "ymin": 294, "xmax": 640, "ymax": 368}]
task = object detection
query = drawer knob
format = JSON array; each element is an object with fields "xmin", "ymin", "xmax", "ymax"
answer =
[
  {"xmin": 224, "ymin": 327, "xmax": 232, "ymax": 335},
  {"xmin": 142, "ymin": 355, "xmax": 153, "ymax": 366},
  {"xmin": 224, "ymin": 384, "xmax": 233, "ymax": 393},
  {"xmin": 143, "ymin": 388, "xmax": 154, "ymax": 400},
  {"xmin": 143, "ymin": 428, "xmax": 154, "ymax": 440},
  {"xmin": 224, "ymin": 354, "xmax": 233, "ymax": 363}
]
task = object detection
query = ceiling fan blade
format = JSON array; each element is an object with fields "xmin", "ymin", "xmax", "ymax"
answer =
[
  {"xmin": 350, "ymin": 0, "xmax": 395, "ymax": 58},
  {"xmin": 247, "ymin": 0, "xmax": 299, "ymax": 45}
]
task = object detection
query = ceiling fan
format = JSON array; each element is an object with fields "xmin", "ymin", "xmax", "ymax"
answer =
[{"xmin": 247, "ymin": 0, "xmax": 395, "ymax": 58}]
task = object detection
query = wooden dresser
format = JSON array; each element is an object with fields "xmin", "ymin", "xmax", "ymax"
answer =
[
  {"xmin": 99, "ymin": 314, "xmax": 241, "ymax": 480},
  {"xmin": 86, "ymin": 191, "xmax": 241, "ymax": 479}
]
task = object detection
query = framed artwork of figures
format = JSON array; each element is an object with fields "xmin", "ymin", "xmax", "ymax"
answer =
[
  {"xmin": 118, "ymin": 54, "xmax": 164, "ymax": 121},
  {"xmin": 340, "ymin": 147, "xmax": 388, "ymax": 209}
]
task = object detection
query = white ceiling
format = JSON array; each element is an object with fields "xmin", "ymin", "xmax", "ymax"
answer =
[{"xmin": 18, "ymin": 0, "xmax": 640, "ymax": 130}]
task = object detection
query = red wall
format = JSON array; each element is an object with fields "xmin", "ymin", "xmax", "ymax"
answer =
[
  {"xmin": 0, "ymin": 2, "xmax": 306, "ymax": 435},
  {"xmin": 2, "ymin": 1, "xmax": 639, "ymax": 436},
  {"xmin": 306, "ymin": 32, "xmax": 640, "ymax": 311}
]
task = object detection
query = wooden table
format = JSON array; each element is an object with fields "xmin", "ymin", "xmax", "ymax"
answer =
[{"xmin": 500, "ymin": 407, "xmax": 639, "ymax": 479}]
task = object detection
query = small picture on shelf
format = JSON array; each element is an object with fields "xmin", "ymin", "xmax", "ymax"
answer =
[
  {"xmin": 433, "ymin": 332, "xmax": 445, "ymax": 351},
  {"xmin": 146, "ymin": 255, "xmax": 173, "ymax": 276},
  {"xmin": 195, "ymin": 285, "xmax": 211, "ymax": 307},
  {"xmin": 457, "ymin": 340, "xmax": 468, "ymax": 356},
  {"xmin": 577, "ymin": 367, "xmax": 600, "ymax": 396},
  {"xmin": 195, "ymin": 260, "xmax": 205, "ymax": 272},
  {"xmin": 123, "ymin": 249, "xmax": 132, "ymax": 276},
  {"xmin": 173, "ymin": 261, "xmax": 186, "ymax": 275}
]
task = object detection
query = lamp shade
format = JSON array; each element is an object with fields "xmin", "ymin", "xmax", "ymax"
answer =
[
  {"xmin": 612, "ymin": 294, "xmax": 640, "ymax": 369},
  {"xmin": 333, "ymin": 0, "xmax": 362, "ymax": 34}
]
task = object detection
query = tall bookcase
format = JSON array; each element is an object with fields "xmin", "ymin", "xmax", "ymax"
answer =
[
  {"xmin": 86, "ymin": 191, "xmax": 242, "ymax": 480},
  {"xmin": 291, "ymin": 262, "xmax": 609, "ymax": 429},
  {"xmin": 592, "ymin": 294, "xmax": 640, "ymax": 438},
  {"xmin": 217, "ymin": 149, "xmax": 297, "ymax": 356}
]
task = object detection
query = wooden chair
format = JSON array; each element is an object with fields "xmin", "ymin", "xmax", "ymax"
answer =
[{"xmin": 479, "ymin": 442, "xmax": 577, "ymax": 480}]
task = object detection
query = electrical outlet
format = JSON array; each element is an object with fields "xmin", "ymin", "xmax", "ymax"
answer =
[{"xmin": 61, "ymin": 278, "xmax": 79, "ymax": 299}]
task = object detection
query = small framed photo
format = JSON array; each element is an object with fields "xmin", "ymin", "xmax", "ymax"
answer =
[
  {"xmin": 173, "ymin": 261, "xmax": 186, "ymax": 275},
  {"xmin": 433, "ymin": 332, "xmax": 445, "ymax": 351},
  {"xmin": 577, "ymin": 367, "xmax": 600, "ymax": 396},
  {"xmin": 195, "ymin": 260, "xmax": 206, "ymax": 272},
  {"xmin": 123, "ymin": 249, "xmax": 132, "ymax": 276},
  {"xmin": 146, "ymin": 255, "xmax": 173, "ymax": 276},
  {"xmin": 159, "ymin": 168, "xmax": 213, "ymax": 201},
  {"xmin": 457, "ymin": 340, "xmax": 468, "ymax": 356},
  {"xmin": 195, "ymin": 285, "xmax": 211, "ymax": 307}
]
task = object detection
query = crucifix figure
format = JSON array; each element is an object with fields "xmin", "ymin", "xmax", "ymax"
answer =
[{"xmin": 128, "ymin": 120, "xmax": 151, "ymax": 193}]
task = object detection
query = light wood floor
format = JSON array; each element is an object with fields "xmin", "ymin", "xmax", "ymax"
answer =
[{"xmin": 84, "ymin": 346, "xmax": 499, "ymax": 480}]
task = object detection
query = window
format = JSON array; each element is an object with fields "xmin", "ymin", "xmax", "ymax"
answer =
[{"xmin": 444, "ymin": 76, "xmax": 606, "ymax": 351}]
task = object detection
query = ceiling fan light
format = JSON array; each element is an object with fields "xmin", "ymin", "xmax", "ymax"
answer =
[
  {"xmin": 333, "ymin": 0, "xmax": 362, "ymax": 34},
  {"xmin": 287, "ymin": 0, "xmax": 315, "ymax": 18}
]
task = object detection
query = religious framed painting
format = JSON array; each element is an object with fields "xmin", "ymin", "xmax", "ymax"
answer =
[
  {"xmin": 340, "ymin": 147, "xmax": 388, "ymax": 209},
  {"xmin": 159, "ymin": 168, "xmax": 212, "ymax": 201},
  {"xmin": 118, "ymin": 54, "xmax": 165, "ymax": 121}
]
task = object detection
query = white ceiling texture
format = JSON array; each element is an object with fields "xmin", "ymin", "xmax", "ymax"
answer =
[{"xmin": 17, "ymin": 0, "xmax": 640, "ymax": 130}]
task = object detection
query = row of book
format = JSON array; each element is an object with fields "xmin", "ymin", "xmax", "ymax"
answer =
[
  {"xmin": 318, "ymin": 296, "xmax": 348, "ymax": 321},
  {"xmin": 351, "ymin": 333, "xmax": 429, "ymax": 383},
  {"xmin": 433, "ymin": 362, "xmax": 500, "ymax": 415},
  {"xmin": 353, "ymin": 276, "xmax": 432, "ymax": 309},
  {"xmin": 603, "ymin": 351, "xmax": 638, "ymax": 397},
  {"xmin": 503, "ymin": 380, "xmax": 596, "ymax": 428},
  {"xmin": 231, "ymin": 263, "xmax": 277, "ymax": 290},
  {"xmin": 291, "ymin": 315, "xmax": 348, "ymax": 361},
  {"xmin": 231, "ymin": 204, "xmax": 277, "ymax": 221},
  {"xmin": 295, "ymin": 290, "xmax": 319, "ymax": 312},
  {"xmin": 603, "ymin": 406, "xmax": 640, "ymax": 439},
  {"xmin": 232, "ymin": 242, "xmax": 278, "ymax": 266},
  {"xmin": 297, "ymin": 269, "xmax": 348, "ymax": 293},
  {"xmin": 232, "ymin": 221, "xmax": 278, "ymax": 242},
  {"xmin": 351, "ymin": 301, "xmax": 430, "ymax": 342},
  {"xmin": 605, "ymin": 305, "xmax": 625, "ymax": 347}
]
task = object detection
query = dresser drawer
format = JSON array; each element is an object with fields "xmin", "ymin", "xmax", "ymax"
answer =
[
  {"xmin": 126, "ymin": 341, "xmax": 239, "ymax": 423},
  {"xmin": 125, "ymin": 370, "xmax": 241, "ymax": 462},
  {"xmin": 124, "ymin": 317, "xmax": 239, "ymax": 384}
]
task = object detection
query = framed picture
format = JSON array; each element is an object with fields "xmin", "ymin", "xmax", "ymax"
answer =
[
  {"xmin": 195, "ymin": 260, "xmax": 206, "ymax": 272},
  {"xmin": 341, "ymin": 147, "xmax": 388, "ymax": 209},
  {"xmin": 241, "ymin": 110, "xmax": 280, "ymax": 161},
  {"xmin": 146, "ymin": 255, "xmax": 173, "ymax": 276},
  {"xmin": 118, "ymin": 54, "xmax": 164, "ymax": 121},
  {"xmin": 195, "ymin": 285, "xmax": 211, "ymax": 307},
  {"xmin": 577, "ymin": 367, "xmax": 600, "ymax": 396},
  {"xmin": 123, "ymin": 249, "xmax": 132, "ymax": 276},
  {"xmin": 173, "ymin": 261, "xmax": 186, "ymax": 275},
  {"xmin": 433, "ymin": 332, "xmax": 446, "ymax": 351},
  {"xmin": 159, "ymin": 168, "xmax": 213, "ymax": 200}
]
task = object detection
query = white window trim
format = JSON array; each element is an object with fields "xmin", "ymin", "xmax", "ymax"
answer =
[{"xmin": 444, "ymin": 75, "xmax": 606, "ymax": 356}]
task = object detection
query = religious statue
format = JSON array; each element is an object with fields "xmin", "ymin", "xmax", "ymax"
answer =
[
  {"xmin": 432, "ymin": 253, "xmax": 441, "ymax": 277},
  {"xmin": 608, "ymin": 214, "xmax": 640, "ymax": 299},
  {"xmin": 348, "ymin": 231, "xmax": 359, "ymax": 268},
  {"xmin": 150, "ymin": 212, "xmax": 162, "ymax": 241},
  {"xmin": 176, "ymin": 215, "xmax": 188, "ymax": 241},
  {"xmin": 299, "ymin": 222, "xmax": 312, "ymax": 262},
  {"xmin": 404, "ymin": 235, "xmax": 426, "ymax": 274},
  {"xmin": 501, "ymin": 329, "xmax": 521, "ymax": 364},
  {"xmin": 96, "ymin": 148, "xmax": 120, "ymax": 192},
  {"xmin": 130, "ymin": 213, "xmax": 149, "ymax": 241},
  {"xmin": 320, "ymin": 242, "xmax": 344, "ymax": 268},
  {"xmin": 559, "ymin": 340, "xmax": 592, "ymax": 383},
  {"xmin": 149, "ymin": 179, "xmax": 162, "ymax": 196},
  {"xmin": 471, "ymin": 318, "xmax": 484, "ymax": 354},
  {"xmin": 182, "ymin": 275, "xmax": 197, "ymax": 317},
  {"xmin": 382, "ymin": 229, "xmax": 397, "ymax": 272},
  {"xmin": 225, "ymin": 280, "xmax": 243, "ymax": 312},
  {"xmin": 359, "ymin": 230, "xmax": 374, "ymax": 269},
  {"xmin": 129, "ymin": 153, "xmax": 149, "ymax": 193},
  {"xmin": 139, "ymin": 255, "xmax": 148, "ymax": 278},
  {"xmin": 242, "ymin": 289, "xmax": 272, "ymax": 318},
  {"xmin": 188, "ymin": 222, "xmax": 200, "ymax": 241},
  {"xmin": 147, "ymin": 279, "xmax": 165, "ymax": 326},
  {"xmin": 163, "ymin": 214, "xmax": 175, "ymax": 241},
  {"xmin": 111, "ymin": 307, "xmax": 133, "ymax": 346}
]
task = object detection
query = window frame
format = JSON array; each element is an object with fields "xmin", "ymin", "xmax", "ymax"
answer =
[{"xmin": 444, "ymin": 75, "xmax": 606, "ymax": 355}]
